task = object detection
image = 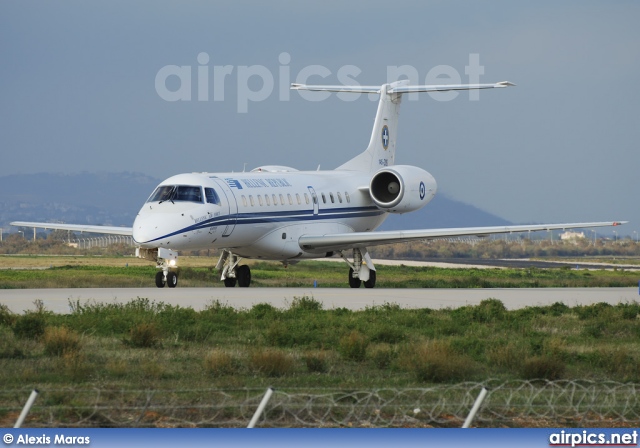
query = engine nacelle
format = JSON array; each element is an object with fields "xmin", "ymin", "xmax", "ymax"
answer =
[{"xmin": 369, "ymin": 165, "xmax": 437, "ymax": 214}]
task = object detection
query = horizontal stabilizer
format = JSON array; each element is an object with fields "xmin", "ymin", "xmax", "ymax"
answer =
[{"xmin": 291, "ymin": 81, "xmax": 515, "ymax": 95}]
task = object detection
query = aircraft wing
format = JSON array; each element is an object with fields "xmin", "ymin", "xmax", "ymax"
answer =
[
  {"xmin": 10, "ymin": 221, "xmax": 133, "ymax": 236},
  {"xmin": 298, "ymin": 221, "xmax": 626, "ymax": 253}
]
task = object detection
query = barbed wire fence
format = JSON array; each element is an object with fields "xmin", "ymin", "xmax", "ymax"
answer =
[{"xmin": 2, "ymin": 380, "xmax": 640, "ymax": 428}]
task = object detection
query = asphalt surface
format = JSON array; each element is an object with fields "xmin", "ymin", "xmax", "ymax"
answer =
[{"xmin": 1, "ymin": 287, "xmax": 637, "ymax": 314}]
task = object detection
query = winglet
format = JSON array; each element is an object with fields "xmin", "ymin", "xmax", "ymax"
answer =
[{"xmin": 496, "ymin": 81, "xmax": 516, "ymax": 87}]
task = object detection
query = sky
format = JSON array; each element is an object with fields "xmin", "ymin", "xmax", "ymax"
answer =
[{"xmin": 1, "ymin": 1, "xmax": 638, "ymax": 235}]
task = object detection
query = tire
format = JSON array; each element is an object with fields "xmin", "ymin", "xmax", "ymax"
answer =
[
  {"xmin": 155, "ymin": 271, "xmax": 165, "ymax": 288},
  {"xmin": 348, "ymin": 268, "xmax": 361, "ymax": 288},
  {"xmin": 237, "ymin": 265, "xmax": 251, "ymax": 287},
  {"xmin": 167, "ymin": 271, "xmax": 178, "ymax": 288},
  {"xmin": 224, "ymin": 277, "xmax": 237, "ymax": 287},
  {"xmin": 363, "ymin": 270, "xmax": 376, "ymax": 288}
]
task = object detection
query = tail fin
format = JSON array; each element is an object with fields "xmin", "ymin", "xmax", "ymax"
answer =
[{"xmin": 291, "ymin": 80, "xmax": 514, "ymax": 172}]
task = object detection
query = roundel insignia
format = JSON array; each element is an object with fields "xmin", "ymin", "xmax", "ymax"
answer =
[
  {"xmin": 381, "ymin": 125, "xmax": 389, "ymax": 150},
  {"xmin": 419, "ymin": 181, "xmax": 426, "ymax": 200}
]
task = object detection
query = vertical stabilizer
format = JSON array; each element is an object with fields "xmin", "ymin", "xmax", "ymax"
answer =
[
  {"xmin": 290, "ymin": 80, "xmax": 514, "ymax": 173},
  {"xmin": 337, "ymin": 80, "xmax": 408, "ymax": 172}
]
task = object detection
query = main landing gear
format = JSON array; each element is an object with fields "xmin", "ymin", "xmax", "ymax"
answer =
[
  {"xmin": 341, "ymin": 248, "xmax": 376, "ymax": 288},
  {"xmin": 217, "ymin": 250, "xmax": 251, "ymax": 287}
]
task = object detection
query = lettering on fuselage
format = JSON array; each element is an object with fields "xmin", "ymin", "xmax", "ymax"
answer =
[{"xmin": 227, "ymin": 178, "xmax": 293, "ymax": 189}]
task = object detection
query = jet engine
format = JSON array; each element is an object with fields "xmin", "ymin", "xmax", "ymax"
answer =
[{"xmin": 369, "ymin": 165, "xmax": 437, "ymax": 213}]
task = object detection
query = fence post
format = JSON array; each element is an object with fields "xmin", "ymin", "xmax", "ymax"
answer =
[
  {"xmin": 462, "ymin": 387, "xmax": 487, "ymax": 428},
  {"xmin": 247, "ymin": 387, "xmax": 274, "ymax": 428},
  {"xmin": 14, "ymin": 389, "xmax": 39, "ymax": 428}
]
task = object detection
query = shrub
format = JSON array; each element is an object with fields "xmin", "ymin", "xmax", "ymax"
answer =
[
  {"xmin": 13, "ymin": 313, "xmax": 46, "ymax": 340},
  {"xmin": 249, "ymin": 303, "xmax": 279, "ymax": 320},
  {"xmin": 43, "ymin": 326, "xmax": 82, "ymax": 357},
  {"xmin": 371, "ymin": 325, "xmax": 406, "ymax": 344},
  {"xmin": 303, "ymin": 350, "xmax": 330, "ymax": 373},
  {"xmin": 204, "ymin": 349, "xmax": 238, "ymax": 376},
  {"xmin": 338, "ymin": 330, "xmax": 369, "ymax": 362},
  {"xmin": 250, "ymin": 349, "xmax": 294, "ymax": 377},
  {"xmin": 369, "ymin": 344, "xmax": 396, "ymax": 369},
  {"xmin": 487, "ymin": 342, "xmax": 529, "ymax": 372},
  {"xmin": 520, "ymin": 355, "xmax": 566, "ymax": 380},
  {"xmin": 472, "ymin": 298, "xmax": 507, "ymax": 323},
  {"xmin": 0, "ymin": 327, "xmax": 25, "ymax": 359},
  {"xmin": 288, "ymin": 296, "xmax": 323, "ymax": 313},
  {"xmin": 0, "ymin": 304, "xmax": 16, "ymax": 326},
  {"xmin": 402, "ymin": 340, "xmax": 477, "ymax": 383},
  {"xmin": 125, "ymin": 322, "xmax": 161, "ymax": 348}
]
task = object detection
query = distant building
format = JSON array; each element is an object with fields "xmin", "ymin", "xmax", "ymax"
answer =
[{"xmin": 560, "ymin": 231, "xmax": 585, "ymax": 241}]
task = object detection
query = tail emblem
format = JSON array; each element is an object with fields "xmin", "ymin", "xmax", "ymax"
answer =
[{"xmin": 382, "ymin": 125, "xmax": 389, "ymax": 150}]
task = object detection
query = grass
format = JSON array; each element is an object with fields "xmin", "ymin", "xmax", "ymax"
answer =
[
  {"xmin": 1, "ymin": 258, "xmax": 639, "ymax": 288},
  {"xmin": 1, "ymin": 297, "xmax": 640, "ymax": 391}
]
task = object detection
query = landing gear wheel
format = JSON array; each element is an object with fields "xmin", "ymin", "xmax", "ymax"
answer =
[
  {"xmin": 224, "ymin": 277, "xmax": 237, "ymax": 287},
  {"xmin": 155, "ymin": 271, "xmax": 165, "ymax": 288},
  {"xmin": 166, "ymin": 271, "xmax": 178, "ymax": 288},
  {"xmin": 237, "ymin": 265, "xmax": 251, "ymax": 287},
  {"xmin": 348, "ymin": 268, "xmax": 362, "ymax": 288},
  {"xmin": 364, "ymin": 270, "xmax": 376, "ymax": 288}
]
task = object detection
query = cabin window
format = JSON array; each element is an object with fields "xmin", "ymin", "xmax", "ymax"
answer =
[
  {"xmin": 279, "ymin": 194, "xmax": 285, "ymax": 205},
  {"xmin": 296, "ymin": 193, "xmax": 301, "ymax": 205},
  {"xmin": 304, "ymin": 193, "xmax": 310, "ymax": 204},
  {"xmin": 249, "ymin": 195, "xmax": 255, "ymax": 206},
  {"xmin": 205, "ymin": 187, "xmax": 221, "ymax": 205},
  {"xmin": 321, "ymin": 193, "xmax": 326, "ymax": 204},
  {"xmin": 329, "ymin": 193, "xmax": 335, "ymax": 203},
  {"xmin": 337, "ymin": 192, "xmax": 343, "ymax": 203},
  {"xmin": 272, "ymin": 194, "xmax": 278, "ymax": 205},
  {"xmin": 312, "ymin": 193, "xmax": 318, "ymax": 204},
  {"xmin": 265, "ymin": 194, "xmax": 271, "ymax": 206},
  {"xmin": 287, "ymin": 194, "xmax": 293, "ymax": 205},
  {"xmin": 242, "ymin": 195, "xmax": 247, "ymax": 207},
  {"xmin": 258, "ymin": 195, "xmax": 263, "ymax": 206},
  {"xmin": 345, "ymin": 192, "xmax": 351, "ymax": 203}
]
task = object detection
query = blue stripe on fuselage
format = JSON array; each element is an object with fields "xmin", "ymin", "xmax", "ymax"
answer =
[{"xmin": 140, "ymin": 206, "xmax": 383, "ymax": 243}]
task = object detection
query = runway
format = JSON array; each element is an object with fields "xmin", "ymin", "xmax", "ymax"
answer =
[{"xmin": 0, "ymin": 287, "xmax": 638, "ymax": 314}]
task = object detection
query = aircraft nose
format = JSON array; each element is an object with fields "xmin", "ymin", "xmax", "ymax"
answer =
[{"xmin": 133, "ymin": 215, "xmax": 157, "ymax": 246}]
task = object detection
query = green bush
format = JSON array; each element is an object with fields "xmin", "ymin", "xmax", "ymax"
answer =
[
  {"xmin": 369, "ymin": 344, "xmax": 396, "ymax": 369},
  {"xmin": 0, "ymin": 304, "xmax": 16, "ymax": 327},
  {"xmin": 0, "ymin": 327, "xmax": 25, "ymax": 359},
  {"xmin": 13, "ymin": 313, "xmax": 46, "ymax": 339},
  {"xmin": 472, "ymin": 298, "xmax": 507, "ymax": 323},
  {"xmin": 338, "ymin": 330, "xmax": 369, "ymax": 362}
]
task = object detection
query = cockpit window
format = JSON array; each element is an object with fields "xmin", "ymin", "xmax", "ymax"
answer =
[
  {"xmin": 205, "ymin": 187, "xmax": 221, "ymax": 205},
  {"xmin": 147, "ymin": 185, "xmax": 204, "ymax": 204}
]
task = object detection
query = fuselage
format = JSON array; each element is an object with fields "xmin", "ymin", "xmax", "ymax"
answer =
[{"xmin": 132, "ymin": 168, "xmax": 391, "ymax": 261}]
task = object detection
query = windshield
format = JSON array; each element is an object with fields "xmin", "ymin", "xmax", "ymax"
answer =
[{"xmin": 147, "ymin": 185, "xmax": 204, "ymax": 204}]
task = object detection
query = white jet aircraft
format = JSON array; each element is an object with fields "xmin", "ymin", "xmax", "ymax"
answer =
[{"xmin": 12, "ymin": 80, "xmax": 626, "ymax": 288}]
